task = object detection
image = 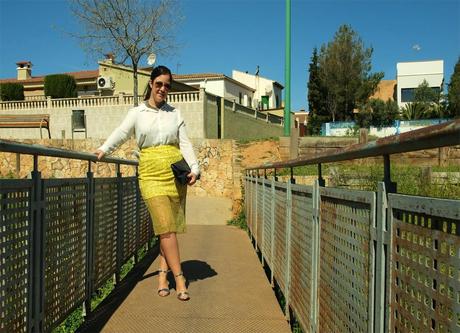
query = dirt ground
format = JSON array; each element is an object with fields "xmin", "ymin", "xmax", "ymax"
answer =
[{"xmin": 240, "ymin": 140, "xmax": 281, "ymax": 169}]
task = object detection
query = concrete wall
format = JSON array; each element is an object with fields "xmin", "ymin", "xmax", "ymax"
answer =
[
  {"xmin": 221, "ymin": 99, "xmax": 284, "ymax": 140},
  {"xmin": 204, "ymin": 94, "xmax": 219, "ymax": 139},
  {"xmin": 321, "ymin": 119, "xmax": 452, "ymax": 137}
]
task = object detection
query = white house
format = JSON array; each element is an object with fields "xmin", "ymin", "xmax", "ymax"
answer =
[
  {"xmin": 232, "ymin": 70, "xmax": 283, "ymax": 110},
  {"xmin": 396, "ymin": 60, "xmax": 444, "ymax": 108},
  {"xmin": 173, "ymin": 73, "xmax": 255, "ymax": 107}
]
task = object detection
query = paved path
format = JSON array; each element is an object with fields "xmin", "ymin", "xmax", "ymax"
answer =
[
  {"xmin": 186, "ymin": 195, "xmax": 233, "ymax": 225},
  {"xmin": 79, "ymin": 213, "xmax": 290, "ymax": 333}
]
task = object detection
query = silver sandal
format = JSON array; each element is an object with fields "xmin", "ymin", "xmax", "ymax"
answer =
[
  {"xmin": 157, "ymin": 269, "xmax": 170, "ymax": 297},
  {"xmin": 175, "ymin": 272, "xmax": 190, "ymax": 301}
]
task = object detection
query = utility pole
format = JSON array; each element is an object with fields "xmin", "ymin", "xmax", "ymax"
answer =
[{"xmin": 284, "ymin": 0, "xmax": 291, "ymax": 136}]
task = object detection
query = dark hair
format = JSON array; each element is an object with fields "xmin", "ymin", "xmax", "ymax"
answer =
[{"xmin": 143, "ymin": 65, "xmax": 173, "ymax": 100}]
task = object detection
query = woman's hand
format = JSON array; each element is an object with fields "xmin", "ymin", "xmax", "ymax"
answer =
[
  {"xmin": 94, "ymin": 149, "xmax": 105, "ymax": 160},
  {"xmin": 187, "ymin": 172, "xmax": 198, "ymax": 186}
]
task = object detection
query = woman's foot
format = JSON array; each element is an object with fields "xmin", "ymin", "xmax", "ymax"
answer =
[
  {"xmin": 175, "ymin": 272, "xmax": 190, "ymax": 301},
  {"xmin": 157, "ymin": 269, "xmax": 170, "ymax": 297}
]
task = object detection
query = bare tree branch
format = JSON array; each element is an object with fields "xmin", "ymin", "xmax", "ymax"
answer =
[{"xmin": 68, "ymin": 0, "xmax": 181, "ymax": 106}]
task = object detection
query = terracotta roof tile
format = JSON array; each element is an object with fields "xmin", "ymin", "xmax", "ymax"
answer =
[
  {"xmin": 0, "ymin": 70, "xmax": 99, "ymax": 85},
  {"xmin": 173, "ymin": 73, "xmax": 225, "ymax": 80}
]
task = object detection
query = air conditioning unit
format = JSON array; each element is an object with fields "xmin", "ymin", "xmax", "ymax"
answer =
[{"xmin": 97, "ymin": 76, "xmax": 113, "ymax": 90}]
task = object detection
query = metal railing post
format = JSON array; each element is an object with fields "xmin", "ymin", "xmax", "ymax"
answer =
[
  {"xmin": 375, "ymin": 182, "xmax": 390, "ymax": 333},
  {"xmin": 284, "ymin": 179, "xmax": 293, "ymax": 321},
  {"xmin": 254, "ymin": 170, "xmax": 259, "ymax": 250},
  {"xmin": 84, "ymin": 160, "xmax": 95, "ymax": 318},
  {"xmin": 383, "ymin": 154, "xmax": 396, "ymax": 193},
  {"xmin": 270, "ymin": 176, "xmax": 276, "ymax": 287},
  {"xmin": 311, "ymin": 179, "xmax": 320, "ymax": 333},
  {"xmin": 31, "ymin": 155, "xmax": 44, "ymax": 333},
  {"xmin": 317, "ymin": 163, "xmax": 325, "ymax": 187},
  {"xmin": 115, "ymin": 164, "xmax": 123, "ymax": 284},
  {"xmin": 290, "ymin": 167, "xmax": 295, "ymax": 184},
  {"xmin": 134, "ymin": 167, "xmax": 140, "ymax": 264}
]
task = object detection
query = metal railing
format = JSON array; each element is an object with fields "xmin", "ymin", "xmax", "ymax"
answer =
[
  {"xmin": 245, "ymin": 119, "xmax": 460, "ymax": 333},
  {"xmin": 0, "ymin": 140, "xmax": 154, "ymax": 333}
]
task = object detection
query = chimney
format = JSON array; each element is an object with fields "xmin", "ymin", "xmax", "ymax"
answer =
[
  {"xmin": 16, "ymin": 61, "xmax": 32, "ymax": 80},
  {"xmin": 104, "ymin": 53, "xmax": 115, "ymax": 64}
]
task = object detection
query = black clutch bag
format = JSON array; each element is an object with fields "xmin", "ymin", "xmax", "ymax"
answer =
[{"xmin": 171, "ymin": 159, "xmax": 200, "ymax": 185}]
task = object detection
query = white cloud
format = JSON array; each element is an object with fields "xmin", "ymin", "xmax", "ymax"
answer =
[{"xmin": 412, "ymin": 44, "xmax": 422, "ymax": 51}]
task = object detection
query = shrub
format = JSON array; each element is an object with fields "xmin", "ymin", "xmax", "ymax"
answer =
[
  {"xmin": 0, "ymin": 82, "xmax": 24, "ymax": 101},
  {"xmin": 44, "ymin": 74, "xmax": 77, "ymax": 98}
]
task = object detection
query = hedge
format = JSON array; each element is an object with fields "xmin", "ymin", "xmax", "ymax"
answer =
[
  {"xmin": 0, "ymin": 82, "xmax": 24, "ymax": 101},
  {"xmin": 44, "ymin": 74, "xmax": 77, "ymax": 98}
]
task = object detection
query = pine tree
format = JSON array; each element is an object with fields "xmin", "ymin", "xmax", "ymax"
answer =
[
  {"xmin": 318, "ymin": 25, "xmax": 383, "ymax": 122},
  {"xmin": 307, "ymin": 48, "xmax": 330, "ymax": 134},
  {"xmin": 447, "ymin": 57, "xmax": 460, "ymax": 118}
]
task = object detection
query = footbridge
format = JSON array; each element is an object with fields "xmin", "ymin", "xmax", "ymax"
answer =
[{"xmin": 1, "ymin": 119, "xmax": 459, "ymax": 333}]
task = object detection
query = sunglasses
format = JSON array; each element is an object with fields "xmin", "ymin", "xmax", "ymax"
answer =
[{"xmin": 153, "ymin": 81, "xmax": 171, "ymax": 91}]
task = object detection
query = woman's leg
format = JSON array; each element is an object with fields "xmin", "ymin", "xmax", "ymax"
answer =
[
  {"xmin": 157, "ymin": 249, "xmax": 170, "ymax": 295},
  {"xmin": 160, "ymin": 232, "xmax": 187, "ymax": 293}
]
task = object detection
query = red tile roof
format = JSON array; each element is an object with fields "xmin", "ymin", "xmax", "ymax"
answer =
[
  {"xmin": 0, "ymin": 70, "xmax": 99, "ymax": 85},
  {"xmin": 173, "ymin": 73, "xmax": 226, "ymax": 80}
]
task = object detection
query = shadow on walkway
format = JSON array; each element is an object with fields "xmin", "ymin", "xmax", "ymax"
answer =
[
  {"xmin": 77, "ymin": 246, "xmax": 159, "ymax": 333},
  {"xmin": 139, "ymin": 259, "xmax": 218, "ymax": 289},
  {"xmin": 78, "ymin": 253, "xmax": 218, "ymax": 332}
]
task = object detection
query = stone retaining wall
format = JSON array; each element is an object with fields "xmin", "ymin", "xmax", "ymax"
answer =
[{"xmin": 0, "ymin": 138, "xmax": 244, "ymax": 216}]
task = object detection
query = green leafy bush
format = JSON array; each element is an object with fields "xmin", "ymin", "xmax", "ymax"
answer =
[
  {"xmin": 0, "ymin": 82, "xmax": 24, "ymax": 101},
  {"xmin": 44, "ymin": 74, "xmax": 77, "ymax": 98}
]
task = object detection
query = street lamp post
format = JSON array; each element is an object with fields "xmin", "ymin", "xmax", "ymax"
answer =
[{"xmin": 284, "ymin": 0, "xmax": 291, "ymax": 136}]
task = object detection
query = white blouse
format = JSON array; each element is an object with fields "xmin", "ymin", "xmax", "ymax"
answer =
[{"xmin": 98, "ymin": 102, "xmax": 200, "ymax": 175}]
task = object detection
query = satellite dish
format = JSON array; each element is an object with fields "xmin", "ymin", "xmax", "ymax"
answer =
[{"xmin": 147, "ymin": 53, "xmax": 156, "ymax": 66}]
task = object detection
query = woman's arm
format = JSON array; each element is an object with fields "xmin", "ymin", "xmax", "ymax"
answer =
[
  {"xmin": 178, "ymin": 121, "xmax": 200, "ymax": 178},
  {"xmin": 97, "ymin": 109, "xmax": 137, "ymax": 156}
]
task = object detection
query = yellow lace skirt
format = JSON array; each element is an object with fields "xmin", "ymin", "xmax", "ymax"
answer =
[{"xmin": 138, "ymin": 145, "xmax": 186, "ymax": 235}]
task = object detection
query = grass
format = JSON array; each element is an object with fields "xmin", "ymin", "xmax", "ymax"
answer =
[
  {"xmin": 275, "ymin": 163, "xmax": 460, "ymax": 200},
  {"xmin": 227, "ymin": 209, "xmax": 247, "ymax": 231},
  {"xmin": 236, "ymin": 136, "xmax": 280, "ymax": 144}
]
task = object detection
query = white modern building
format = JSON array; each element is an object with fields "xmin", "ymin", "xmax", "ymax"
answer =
[
  {"xmin": 173, "ymin": 73, "xmax": 256, "ymax": 108},
  {"xmin": 232, "ymin": 70, "xmax": 283, "ymax": 110},
  {"xmin": 396, "ymin": 60, "xmax": 444, "ymax": 108},
  {"xmin": 173, "ymin": 70, "xmax": 284, "ymax": 110}
]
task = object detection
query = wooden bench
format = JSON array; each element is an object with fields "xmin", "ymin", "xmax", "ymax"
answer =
[{"xmin": 0, "ymin": 114, "xmax": 51, "ymax": 138}]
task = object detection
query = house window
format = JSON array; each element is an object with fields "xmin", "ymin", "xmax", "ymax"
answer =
[
  {"xmin": 401, "ymin": 87, "xmax": 440, "ymax": 103},
  {"xmin": 276, "ymin": 95, "xmax": 280, "ymax": 108},
  {"xmin": 401, "ymin": 88, "xmax": 415, "ymax": 103},
  {"xmin": 239, "ymin": 92, "xmax": 242, "ymax": 105},
  {"xmin": 248, "ymin": 96, "xmax": 252, "ymax": 108}
]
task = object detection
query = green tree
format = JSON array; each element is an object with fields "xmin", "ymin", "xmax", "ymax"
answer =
[
  {"xmin": 400, "ymin": 102, "xmax": 428, "ymax": 120},
  {"xmin": 44, "ymin": 74, "xmax": 77, "ymax": 98},
  {"xmin": 318, "ymin": 24, "xmax": 383, "ymax": 122},
  {"xmin": 413, "ymin": 79, "xmax": 444, "ymax": 119},
  {"xmin": 447, "ymin": 57, "xmax": 460, "ymax": 118},
  {"xmin": 0, "ymin": 82, "xmax": 24, "ymax": 101},
  {"xmin": 307, "ymin": 48, "xmax": 330, "ymax": 135},
  {"xmin": 70, "ymin": 0, "xmax": 180, "ymax": 106},
  {"xmin": 356, "ymin": 98, "xmax": 399, "ymax": 128}
]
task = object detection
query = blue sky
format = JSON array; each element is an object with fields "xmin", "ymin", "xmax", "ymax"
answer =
[{"xmin": 0, "ymin": 0, "xmax": 459, "ymax": 111}]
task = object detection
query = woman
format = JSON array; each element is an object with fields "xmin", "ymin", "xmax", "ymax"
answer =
[{"xmin": 95, "ymin": 65, "xmax": 199, "ymax": 301}]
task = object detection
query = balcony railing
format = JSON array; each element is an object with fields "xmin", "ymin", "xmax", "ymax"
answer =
[
  {"xmin": 0, "ymin": 92, "xmax": 200, "ymax": 111},
  {"xmin": 0, "ymin": 140, "xmax": 154, "ymax": 333},
  {"xmin": 245, "ymin": 119, "xmax": 460, "ymax": 333}
]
